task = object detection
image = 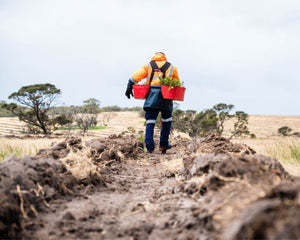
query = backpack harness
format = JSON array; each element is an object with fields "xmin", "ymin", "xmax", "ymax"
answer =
[{"xmin": 147, "ymin": 61, "xmax": 173, "ymax": 84}]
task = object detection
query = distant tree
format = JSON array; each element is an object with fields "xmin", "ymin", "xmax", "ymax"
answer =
[
  {"xmin": 171, "ymin": 109, "xmax": 188, "ymax": 133},
  {"xmin": 0, "ymin": 100, "xmax": 15, "ymax": 117},
  {"xmin": 51, "ymin": 114, "xmax": 73, "ymax": 129},
  {"xmin": 101, "ymin": 105, "xmax": 121, "ymax": 112},
  {"xmin": 278, "ymin": 126, "xmax": 293, "ymax": 136},
  {"xmin": 194, "ymin": 109, "xmax": 218, "ymax": 136},
  {"xmin": 1, "ymin": 84, "xmax": 61, "ymax": 135},
  {"xmin": 213, "ymin": 103, "xmax": 234, "ymax": 135},
  {"xmin": 75, "ymin": 98, "xmax": 101, "ymax": 135},
  {"xmin": 116, "ymin": 106, "xmax": 142, "ymax": 112},
  {"xmin": 278, "ymin": 126, "xmax": 299, "ymax": 137},
  {"xmin": 229, "ymin": 111, "xmax": 250, "ymax": 139},
  {"xmin": 171, "ymin": 109, "xmax": 218, "ymax": 137},
  {"xmin": 293, "ymin": 132, "xmax": 300, "ymax": 137},
  {"xmin": 81, "ymin": 98, "xmax": 101, "ymax": 115}
]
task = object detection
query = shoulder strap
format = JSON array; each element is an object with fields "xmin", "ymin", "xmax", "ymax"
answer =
[
  {"xmin": 160, "ymin": 62, "xmax": 171, "ymax": 78},
  {"xmin": 149, "ymin": 61, "xmax": 159, "ymax": 83},
  {"xmin": 149, "ymin": 61, "xmax": 171, "ymax": 81}
]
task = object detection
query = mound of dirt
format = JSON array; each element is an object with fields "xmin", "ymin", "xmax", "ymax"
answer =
[
  {"xmin": 86, "ymin": 134, "xmax": 144, "ymax": 162},
  {"xmin": 0, "ymin": 135, "xmax": 125, "ymax": 239},
  {"xmin": 35, "ymin": 137, "xmax": 83, "ymax": 160},
  {"xmin": 186, "ymin": 134, "xmax": 256, "ymax": 155},
  {"xmin": 0, "ymin": 155, "xmax": 77, "ymax": 239},
  {"xmin": 1, "ymin": 134, "xmax": 300, "ymax": 239},
  {"xmin": 183, "ymin": 153, "xmax": 290, "ymax": 181},
  {"xmin": 225, "ymin": 189, "xmax": 300, "ymax": 240},
  {"xmin": 175, "ymin": 151, "xmax": 300, "ymax": 239},
  {"xmin": 35, "ymin": 135, "xmax": 144, "ymax": 163}
]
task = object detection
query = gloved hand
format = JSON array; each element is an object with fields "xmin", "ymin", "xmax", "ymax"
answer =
[
  {"xmin": 125, "ymin": 79, "xmax": 134, "ymax": 99},
  {"xmin": 125, "ymin": 88, "xmax": 133, "ymax": 99}
]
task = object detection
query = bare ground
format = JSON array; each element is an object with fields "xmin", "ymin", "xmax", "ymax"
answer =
[{"xmin": 1, "ymin": 134, "xmax": 300, "ymax": 240}]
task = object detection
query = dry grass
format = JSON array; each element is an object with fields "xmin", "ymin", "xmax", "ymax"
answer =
[
  {"xmin": 233, "ymin": 137, "xmax": 300, "ymax": 176},
  {"xmin": 60, "ymin": 147, "xmax": 100, "ymax": 182},
  {"xmin": 0, "ymin": 112, "xmax": 145, "ymax": 138},
  {"xmin": 223, "ymin": 115, "xmax": 300, "ymax": 138},
  {"xmin": 0, "ymin": 137, "xmax": 94, "ymax": 161},
  {"xmin": 0, "ymin": 138, "xmax": 60, "ymax": 160},
  {"xmin": 222, "ymin": 115, "xmax": 300, "ymax": 177}
]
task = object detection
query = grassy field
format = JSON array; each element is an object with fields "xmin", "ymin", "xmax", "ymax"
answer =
[
  {"xmin": 233, "ymin": 137, "xmax": 300, "ymax": 176},
  {"xmin": 0, "ymin": 113, "xmax": 299, "ymax": 176},
  {"xmin": 0, "ymin": 112, "xmax": 145, "ymax": 137},
  {"xmin": 0, "ymin": 138, "xmax": 59, "ymax": 160},
  {"xmin": 223, "ymin": 115, "xmax": 300, "ymax": 138},
  {"xmin": 227, "ymin": 115, "xmax": 300, "ymax": 176}
]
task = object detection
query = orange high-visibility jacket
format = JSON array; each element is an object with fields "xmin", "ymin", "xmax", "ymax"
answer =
[{"xmin": 132, "ymin": 53, "xmax": 180, "ymax": 85}]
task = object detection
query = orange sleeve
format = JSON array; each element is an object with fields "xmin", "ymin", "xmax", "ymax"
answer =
[
  {"xmin": 132, "ymin": 64, "xmax": 148, "ymax": 82},
  {"xmin": 172, "ymin": 66, "xmax": 180, "ymax": 81}
]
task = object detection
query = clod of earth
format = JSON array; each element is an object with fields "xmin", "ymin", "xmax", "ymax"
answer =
[{"xmin": 0, "ymin": 155, "xmax": 77, "ymax": 238}]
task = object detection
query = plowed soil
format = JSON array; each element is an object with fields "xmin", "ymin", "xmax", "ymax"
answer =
[{"xmin": 1, "ymin": 134, "xmax": 300, "ymax": 240}]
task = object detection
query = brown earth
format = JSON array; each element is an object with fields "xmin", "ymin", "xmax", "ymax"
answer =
[{"xmin": 1, "ymin": 134, "xmax": 300, "ymax": 240}]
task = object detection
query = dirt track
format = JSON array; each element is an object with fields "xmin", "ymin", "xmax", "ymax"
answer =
[{"xmin": 1, "ymin": 135, "xmax": 300, "ymax": 240}]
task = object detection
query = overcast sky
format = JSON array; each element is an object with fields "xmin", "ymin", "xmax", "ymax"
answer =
[{"xmin": 1, "ymin": 0, "xmax": 299, "ymax": 115}]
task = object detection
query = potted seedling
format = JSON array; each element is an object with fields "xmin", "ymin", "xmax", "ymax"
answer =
[
  {"xmin": 159, "ymin": 77, "xmax": 186, "ymax": 101},
  {"xmin": 132, "ymin": 80, "xmax": 150, "ymax": 99}
]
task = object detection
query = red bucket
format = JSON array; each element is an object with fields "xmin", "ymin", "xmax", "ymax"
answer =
[
  {"xmin": 161, "ymin": 85, "xmax": 186, "ymax": 101},
  {"xmin": 133, "ymin": 85, "xmax": 150, "ymax": 99}
]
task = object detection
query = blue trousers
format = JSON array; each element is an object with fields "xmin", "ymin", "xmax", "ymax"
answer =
[{"xmin": 144, "ymin": 108, "xmax": 172, "ymax": 153}]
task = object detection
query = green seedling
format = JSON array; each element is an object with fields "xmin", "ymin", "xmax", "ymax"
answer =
[
  {"xmin": 139, "ymin": 135, "xmax": 147, "ymax": 152},
  {"xmin": 159, "ymin": 77, "xmax": 184, "ymax": 90}
]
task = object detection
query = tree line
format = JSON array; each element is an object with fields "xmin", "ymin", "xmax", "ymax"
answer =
[
  {"xmin": 0, "ymin": 84, "xmax": 251, "ymax": 138},
  {"xmin": 3, "ymin": 83, "xmax": 295, "ymax": 139},
  {"xmin": 0, "ymin": 84, "xmax": 101, "ymax": 135},
  {"xmin": 155, "ymin": 103, "xmax": 254, "ymax": 139},
  {"xmin": 0, "ymin": 84, "xmax": 145, "ymax": 135}
]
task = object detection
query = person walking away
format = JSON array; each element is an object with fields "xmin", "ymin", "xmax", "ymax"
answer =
[{"xmin": 125, "ymin": 52, "xmax": 181, "ymax": 153}]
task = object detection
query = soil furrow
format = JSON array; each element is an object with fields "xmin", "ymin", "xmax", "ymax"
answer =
[{"xmin": 1, "ymin": 134, "xmax": 300, "ymax": 240}]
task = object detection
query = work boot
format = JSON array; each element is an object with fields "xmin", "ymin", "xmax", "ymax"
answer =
[
  {"xmin": 147, "ymin": 149, "xmax": 153, "ymax": 154},
  {"xmin": 159, "ymin": 144, "xmax": 172, "ymax": 154}
]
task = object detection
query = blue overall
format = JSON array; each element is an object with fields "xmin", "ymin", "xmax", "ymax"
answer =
[{"xmin": 143, "ymin": 87, "xmax": 173, "ymax": 153}]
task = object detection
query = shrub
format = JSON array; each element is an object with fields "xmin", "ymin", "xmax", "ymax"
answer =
[
  {"xmin": 171, "ymin": 103, "xmax": 252, "ymax": 139},
  {"xmin": 278, "ymin": 126, "xmax": 293, "ymax": 136},
  {"xmin": 278, "ymin": 126, "xmax": 300, "ymax": 137}
]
